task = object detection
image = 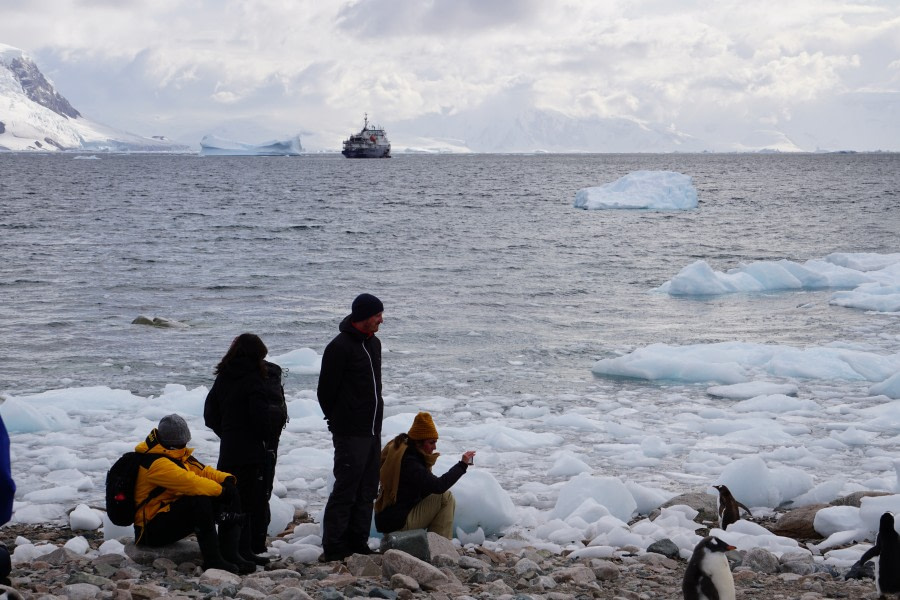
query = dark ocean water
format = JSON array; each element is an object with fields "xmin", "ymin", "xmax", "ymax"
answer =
[{"xmin": 1, "ymin": 152, "xmax": 898, "ymax": 399}]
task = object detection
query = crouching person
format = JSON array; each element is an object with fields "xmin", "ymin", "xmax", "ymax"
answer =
[
  {"xmin": 133, "ymin": 414, "xmax": 255, "ymax": 574},
  {"xmin": 374, "ymin": 412, "xmax": 475, "ymax": 539}
]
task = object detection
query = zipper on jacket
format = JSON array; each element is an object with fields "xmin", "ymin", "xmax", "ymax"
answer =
[{"xmin": 361, "ymin": 341, "xmax": 378, "ymax": 435}]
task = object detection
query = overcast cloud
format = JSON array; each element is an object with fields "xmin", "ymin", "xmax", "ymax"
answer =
[{"xmin": 1, "ymin": 0, "xmax": 898, "ymax": 150}]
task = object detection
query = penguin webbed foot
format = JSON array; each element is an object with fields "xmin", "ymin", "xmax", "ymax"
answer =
[{"xmin": 844, "ymin": 560, "xmax": 874, "ymax": 580}]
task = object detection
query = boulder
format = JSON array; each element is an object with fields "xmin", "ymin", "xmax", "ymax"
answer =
[
  {"xmin": 124, "ymin": 540, "xmax": 201, "ymax": 565},
  {"xmin": 743, "ymin": 548, "xmax": 779, "ymax": 574},
  {"xmin": 646, "ymin": 538, "xmax": 680, "ymax": 559},
  {"xmin": 772, "ymin": 504, "xmax": 828, "ymax": 539},
  {"xmin": 380, "ymin": 529, "xmax": 430, "ymax": 562},
  {"xmin": 426, "ymin": 532, "xmax": 459, "ymax": 564},
  {"xmin": 831, "ymin": 491, "xmax": 892, "ymax": 507},
  {"xmin": 651, "ymin": 491, "xmax": 718, "ymax": 523},
  {"xmin": 381, "ymin": 549, "xmax": 448, "ymax": 591}
]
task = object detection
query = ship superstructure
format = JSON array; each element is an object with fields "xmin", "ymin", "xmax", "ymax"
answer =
[{"xmin": 341, "ymin": 113, "xmax": 391, "ymax": 158}]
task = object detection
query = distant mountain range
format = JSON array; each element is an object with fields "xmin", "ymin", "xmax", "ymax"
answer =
[
  {"xmin": 1, "ymin": 41, "xmax": 812, "ymax": 154},
  {"xmin": 0, "ymin": 43, "xmax": 188, "ymax": 152}
]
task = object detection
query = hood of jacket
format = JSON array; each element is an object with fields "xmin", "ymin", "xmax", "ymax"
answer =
[{"xmin": 135, "ymin": 428, "xmax": 196, "ymax": 461}]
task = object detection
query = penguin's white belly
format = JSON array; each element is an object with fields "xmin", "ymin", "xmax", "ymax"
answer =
[{"xmin": 700, "ymin": 553, "xmax": 735, "ymax": 600}]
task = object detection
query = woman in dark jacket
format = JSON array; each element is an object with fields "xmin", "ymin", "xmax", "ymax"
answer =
[
  {"xmin": 374, "ymin": 412, "xmax": 475, "ymax": 539},
  {"xmin": 204, "ymin": 333, "xmax": 287, "ymax": 563}
]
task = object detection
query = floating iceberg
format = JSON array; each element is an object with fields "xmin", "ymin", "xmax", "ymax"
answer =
[
  {"xmin": 654, "ymin": 253, "xmax": 900, "ymax": 310},
  {"xmin": 199, "ymin": 135, "xmax": 302, "ymax": 156},
  {"xmin": 574, "ymin": 170, "xmax": 698, "ymax": 210}
]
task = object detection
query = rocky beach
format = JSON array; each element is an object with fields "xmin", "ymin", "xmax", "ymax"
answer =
[{"xmin": 0, "ymin": 489, "xmax": 889, "ymax": 600}]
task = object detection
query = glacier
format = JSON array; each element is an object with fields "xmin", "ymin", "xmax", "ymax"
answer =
[
  {"xmin": 0, "ymin": 43, "xmax": 188, "ymax": 153},
  {"xmin": 199, "ymin": 134, "xmax": 303, "ymax": 156}
]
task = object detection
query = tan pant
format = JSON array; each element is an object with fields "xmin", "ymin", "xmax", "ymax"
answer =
[{"xmin": 401, "ymin": 491, "xmax": 456, "ymax": 539}]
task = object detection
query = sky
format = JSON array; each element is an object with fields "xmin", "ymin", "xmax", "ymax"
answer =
[{"xmin": 1, "ymin": 0, "xmax": 899, "ymax": 151}]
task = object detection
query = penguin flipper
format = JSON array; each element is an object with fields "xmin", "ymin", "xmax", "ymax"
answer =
[
  {"xmin": 698, "ymin": 574, "xmax": 722, "ymax": 600},
  {"xmin": 737, "ymin": 501, "xmax": 752, "ymax": 516}
]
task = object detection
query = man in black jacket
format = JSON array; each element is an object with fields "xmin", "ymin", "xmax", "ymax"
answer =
[{"xmin": 317, "ymin": 293, "xmax": 384, "ymax": 561}]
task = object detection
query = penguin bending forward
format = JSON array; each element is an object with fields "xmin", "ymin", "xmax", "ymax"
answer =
[
  {"xmin": 713, "ymin": 484, "xmax": 752, "ymax": 530},
  {"xmin": 682, "ymin": 536, "xmax": 736, "ymax": 600},
  {"xmin": 850, "ymin": 512, "xmax": 900, "ymax": 598}
]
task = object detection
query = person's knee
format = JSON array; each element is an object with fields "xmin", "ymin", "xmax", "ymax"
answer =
[{"xmin": 442, "ymin": 491, "xmax": 455, "ymax": 508}]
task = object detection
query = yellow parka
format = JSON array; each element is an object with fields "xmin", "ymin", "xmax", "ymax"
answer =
[{"xmin": 133, "ymin": 428, "xmax": 232, "ymax": 530}]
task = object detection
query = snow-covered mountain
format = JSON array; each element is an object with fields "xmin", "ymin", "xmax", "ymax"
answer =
[
  {"xmin": 390, "ymin": 104, "xmax": 710, "ymax": 154},
  {"xmin": 0, "ymin": 43, "xmax": 188, "ymax": 152}
]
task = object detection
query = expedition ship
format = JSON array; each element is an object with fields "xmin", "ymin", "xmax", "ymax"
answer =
[{"xmin": 341, "ymin": 113, "xmax": 391, "ymax": 158}]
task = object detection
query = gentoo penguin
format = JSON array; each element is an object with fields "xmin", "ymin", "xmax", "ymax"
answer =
[
  {"xmin": 682, "ymin": 536, "xmax": 737, "ymax": 600},
  {"xmin": 851, "ymin": 512, "xmax": 900, "ymax": 597},
  {"xmin": 713, "ymin": 484, "xmax": 752, "ymax": 530}
]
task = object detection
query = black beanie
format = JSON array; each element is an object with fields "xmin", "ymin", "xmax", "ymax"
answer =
[{"xmin": 350, "ymin": 293, "xmax": 384, "ymax": 322}]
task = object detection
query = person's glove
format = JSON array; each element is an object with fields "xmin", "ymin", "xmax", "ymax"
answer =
[{"xmin": 218, "ymin": 478, "xmax": 239, "ymax": 507}]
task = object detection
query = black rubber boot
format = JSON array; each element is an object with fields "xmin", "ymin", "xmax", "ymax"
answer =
[
  {"xmin": 218, "ymin": 520, "xmax": 256, "ymax": 574},
  {"xmin": 196, "ymin": 526, "xmax": 239, "ymax": 574},
  {"xmin": 240, "ymin": 514, "xmax": 270, "ymax": 566}
]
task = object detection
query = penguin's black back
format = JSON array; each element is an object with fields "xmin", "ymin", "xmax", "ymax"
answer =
[
  {"xmin": 877, "ymin": 513, "xmax": 900, "ymax": 593},
  {"xmin": 682, "ymin": 536, "xmax": 733, "ymax": 600}
]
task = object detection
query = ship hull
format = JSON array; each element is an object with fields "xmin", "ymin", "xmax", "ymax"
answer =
[{"xmin": 342, "ymin": 147, "xmax": 391, "ymax": 158}]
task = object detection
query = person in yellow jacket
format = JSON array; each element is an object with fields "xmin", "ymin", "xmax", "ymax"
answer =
[{"xmin": 133, "ymin": 414, "xmax": 255, "ymax": 574}]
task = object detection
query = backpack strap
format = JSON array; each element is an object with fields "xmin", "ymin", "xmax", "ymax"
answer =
[{"xmin": 134, "ymin": 454, "xmax": 188, "ymax": 511}]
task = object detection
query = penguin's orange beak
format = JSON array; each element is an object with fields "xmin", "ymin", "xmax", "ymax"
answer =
[{"xmin": 726, "ymin": 544, "xmax": 736, "ymax": 551}]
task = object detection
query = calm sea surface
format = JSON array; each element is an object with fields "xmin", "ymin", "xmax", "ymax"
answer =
[{"xmin": 1, "ymin": 153, "xmax": 898, "ymax": 399}]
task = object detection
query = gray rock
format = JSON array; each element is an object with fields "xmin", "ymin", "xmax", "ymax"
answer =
[
  {"xmin": 66, "ymin": 572, "xmax": 114, "ymax": 588},
  {"xmin": 369, "ymin": 588, "xmax": 399, "ymax": 600},
  {"xmin": 646, "ymin": 538, "xmax": 680, "ymax": 559},
  {"xmin": 43, "ymin": 547, "xmax": 89, "ymax": 566},
  {"xmin": 236, "ymin": 587, "xmax": 267, "ymax": 600},
  {"xmin": 636, "ymin": 552, "xmax": 678, "ymax": 569},
  {"xmin": 780, "ymin": 560, "xmax": 817, "ymax": 575},
  {"xmin": 199, "ymin": 568, "xmax": 243, "ymax": 586},
  {"xmin": 62, "ymin": 583, "xmax": 103, "ymax": 600},
  {"xmin": 651, "ymin": 491, "xmax": 718, "ymax": 524},
  {"xmin": 514, "ymin": 557, "xmax": 543, "ymax": 577},
  {"xmin": 590, "ymin": 559, "xmax": 621, "ymax": 580},
  {"xmin": 831, "ymin": 491, "xmax": 892, "ymax": 507},
  {"xmin": 481, "ymin": 579, "xmax": 515, "ymax": 595},
  {"xmin": 381, "ymin": 549, "xmax": 448, "ymax": 591},
  {"xmin": 743, "ymin": 547, "xmax": 779, "ymax": 574},
  {"xmin": 271, "ymin": 589, "xmax": 315, "ymax": 600},
  {"xmin": 124, "ymin": 540, "xmax": 201, "ymax": 566},
  {"xmin": 380, "ymin": 529, "xmax": 430, "ymax": 562},
  {"xmin": 552, "ymin": 565, "xmax": 597, "ymax": 585},
  {"xmin": 458, "ymin": 555, "xmax": 490, "ymax": 570},
  {"xmin": 426, "ymin": 531, "xmax": 459, "ymax": 563},
  {"xmin": 345, "ymin": 553, "xmax": 381, "ymax": 577},
  {"xmin": 389, "ymin": 573, "xmax": 420, "ymax": 591}
]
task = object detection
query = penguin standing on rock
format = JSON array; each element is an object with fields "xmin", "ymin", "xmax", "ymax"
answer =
[
  {"xmin": 849, "ymin": 512, "xmax": 900, "ymax": 598},
  {"xmin": 713, "ymin": 484, "xmax": 752, "ymax": 530},
  {"xmin": 682, "ymin": 536, "xmax": 736, "ymax": 600}
]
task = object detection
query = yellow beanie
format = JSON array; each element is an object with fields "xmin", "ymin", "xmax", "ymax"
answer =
[{"xmin": 407, "ymin": 412, "xmax": 439, "ymax": 440}]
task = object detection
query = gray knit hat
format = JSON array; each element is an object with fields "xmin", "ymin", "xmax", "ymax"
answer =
[{"xmin": 157, "ymin": 414, "xmax": 191, "ymax": 448}]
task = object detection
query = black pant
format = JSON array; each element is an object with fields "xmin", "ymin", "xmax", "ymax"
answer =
[
  {"xmin": 322, "ymin": 434, "xmax": 380, "ymax": 554},
  {"xmin": 138, "ymin": 495, "xmax": 217, "ymax": 547},
  {"xmin": 219, "ymin": 458, "xmax": 274, "ymax": 553},
  {"xmin": 136, "ymin": 492, "xmax": 240, "ymax": 546}
]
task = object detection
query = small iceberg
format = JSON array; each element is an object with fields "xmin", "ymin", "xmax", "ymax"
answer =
[
  {"xmin": 199, "ymin": 135, "xmax": 303, "ymax": 156},
  {"xmin": 574, "ymin": 170, "xmax": 698, "ymax": 210}
]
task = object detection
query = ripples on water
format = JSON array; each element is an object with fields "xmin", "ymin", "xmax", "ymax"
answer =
[{"xmin": 1, "ymin": 153, "xmax": 898, "ymax": 398}]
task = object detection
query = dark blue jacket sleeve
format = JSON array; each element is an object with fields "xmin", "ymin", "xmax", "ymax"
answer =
[{"xmin": 0, "ymin": 415, "xmax": 15, "ymax": 525}]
